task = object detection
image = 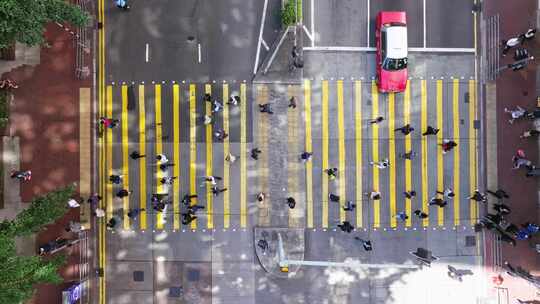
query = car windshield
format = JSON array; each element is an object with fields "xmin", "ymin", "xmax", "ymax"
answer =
[{"xmin": 382, "ymin": 57, "xmax": 407, "ymax": 71}]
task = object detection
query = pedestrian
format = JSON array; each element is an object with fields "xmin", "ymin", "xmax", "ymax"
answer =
[
  {"xmin": 153, "ymin": 201, "xmax": 166, "ymax": 212},
  {"xmin": 181, "ymin": 213, "xmax": 197, "ymax": 225},
  {"xmin": 257, "ymin": 192, "xmax": 266, "ymax": 202},
  {"xmin": 214, "ymin": 129, "xmax": 228, "ymax": 140},
  {"xmin": 159, "ymin": 163, "xmax": 175, "ymax": 171},
  {"xmin": 429, "ymin": 197, "xmax": 447, "ymax": 208},
  {"xmin": 67, "ymin": 198, "xmax": 81, "ymax": 208},
  {"xmin": 204, "ymin": 115, "xmax": 212, "ymax": 125},
  {"xmin": 204, "ymin": 93, "xmax": 212, "ymax": 102},
  {"xmin": 403, "ymin": 190, "xmax": 417, "ymax": 199},
  {"xmin": 395, "ymin": 124, "xmax": 414, "ymax": 135},
  {"xmin": 258, "ymin": 103, "xmax": 274, "ymax": 114},
  {"xmin": 10, "ymin": 170, "xmax": 32, "ymax": 181},
  {"xmin": 436, "ymin": 187, "xmax": 455, "ymax": 199},
  {"xmin": 87, "ymin": 193, "xmax": 102, "ymax": 210},
  {"xmin": 202, "ymin": 175, "xmax": 222, "ymax": 186},
  {"xmin": 343, "ymin": 201, "xmax": 356, "ymax": 211},
  {"xmin": 366, "ymin": 191, "xmax": 381, "ymax": 200},
  {"xmin": 324, "ymin": 168, "xmax": 338, "ymax": 179},
  {"xmin": 520, "ymin": 129, "xmax": 540, "ymax": 138},
  {"xmin": 329, "ymin": 193, "xmax": 340, "ymax": 202},
  {"xmin": 441, "ymin": 139, "xmax": 457, "ymax": 154},
  {"xmin": 467, "ymin": 190, "xmax": 487, "ymax": 203},
  {"xmin": 227, "ymin": 95, "xmax": 240, "ymax": 106},
  {"xmin": 502, "ymin": 36, "xmax": 522, "ymax": 56},
  {"xmin": 181, "ymin": 194, "xmax": 197, "ymax": 206},
  {"xmin": 524, "ymin": 28, "xmax": 536, "ymax": 40},
  {"xmin": 399, "ymin": 151, "xmax": 417, "ymax": 160},
  {"xmin": 116, "ymin": 189, "xmax": 132, "ymax": 198},
  {"xmin": 291, "ymin": 45, "xmax": 299, "ymax": 58},
  {"xmin": 504, "ymin": 106, "xmax": 527, "ymax": 124},
  {"xmin": 225, "ymin": 153, "xmax": 237, "ymax": 163},
  {"xmin": 115, "ymin": 0, "xmax": 129, "ymax": 9},
  {"xmin": 251, "ymin": 148, "xmax": 262, "ymax": 160},
  {"xmin": 493, "ymin": 203, "xmax": 511, "ymax": 215},
  {"xmin": 127, "ymin": 208, "xmax": 145, "ymax": 219},
  {"xmin": 522, "ymin": 222, "xmax": 539, "ymax": 234},
  {"xmin": 212, "ymin": 186, "xmax": 227, "ymax": 196},
  {"xmin": 65, "ymin": 221, "xmax": 83, "ymax": 233},
  {"xmin": 422, "ymin": 126, "xmax": 440, "ymax": 136},
  {"xmin": 512, "ymin": 151, "xmax": 533, "ymax": 170},
  {"xmin": 288, "ymin": 96, "xmax": 297, "ymax": 109},
  {"xmin": 354, "ymin": 237, "xmax": 373, "ymax": 251},
  {"xmin": 187, "ymin": 204, "xmax": 205, "ymax": 215},
  {"xmin": 156, "ymin": 154, "xmax": 168, "ymax": 164},
  {"xmin": 130, "ymin": 151, "xmax": 146, "ymax": 159},
  {"xmin": 94, "ymin": 208, "xmax": 105, "ymax": 218},
  {"xmin": 109, "ymin": 174, "xmax": 122, "ymax": 184},
  {"xmin": 160, "ymin": 176, "xmax": 177, "ymax": 185},
  {"xmin": 212, "ymin": 100, "xmax": 223, "ymax": 113},
  {"xmin": 106, "ymin": 217, "xmax": 117, "ymax": 229},
  {"xmin": 369, "ymin": 116, "xmax": 384, "ymax": 124},
  {"xmin": 286, "ymin": 197, "xmax": 296, "ymax": 209},
  {"xmin": 369, "ymin": 158, "xmax": 389, "ymax": 169},
  {"xmin": 413, "ymin": 210, "xmax": 429, "ymax": 219},
  {"xmin": 257, "ymin": 239, "xmax": 269, "ymax": 252},
  {"xmin": 337, "ymin": 221, "xmax": 354, "ymax": 233},
  {"xmin": 300, "ymin": 152, "xmax": 312, "ymax": 162},
  {"xmin": 100, "ymin": 117, "xmax": 119, "ymax": 128},
  {"xmin": 395, "ymin": 211, "xmax": 409, "ymax": 222},
  {"xmin": 487, "ymin": 189, "xmax": 510, "ymax": 199}
]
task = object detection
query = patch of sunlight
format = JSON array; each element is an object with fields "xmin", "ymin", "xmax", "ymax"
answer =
[
  {"xmin": 325, "ymin": 267, "xmax": 356, "ymax": 286},
  {"xmin": 116, "ymin": 249, "xmax": 128, "ymax": 259}
]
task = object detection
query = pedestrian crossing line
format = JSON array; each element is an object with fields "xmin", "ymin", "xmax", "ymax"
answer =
[
  {"xmin": 468, "ymin": 80, "xmax": 478, "ymax": 225},
  {"xmin": 287, "ymin": 85, "xmax": 301, "ymax": 227},
  {"xmin": 138, "ymin": 85, "xmax": 147, "ymax": 230},
  {"xmin": 436, "ymin": 80, "xmax": 444, "ymax": 227},
  {"xmin": 106, "ymin": 85, "xmax": 113, "ymax": 216},
  {"xmin": 337, "ymin": 80, "xmax": 346, "ymax": 224},
  {"xmin": 420, "ymin": 80, "xmax": 429, "ymax": 227},
  {"xmin": 403, "ymin": 82, "xmax": 412, "ymax": 227},
  {"xmin": 222, "ymin": 84, "xmax": 230, "ymax": 229},
  {"xmin": 155, "ymin": 84, "xmax": 164, "ymax": 230},
  {"xmin": 172, "ymin": 84, "xmax": 180, "ymax": 230},
  {"xmin": 354, "ymin": 81, "xmax": 363, "ymax": 228},
  {"xmin": 205, "ymin": 84, "xmax": 214, "ymax": 229},
  {"xmin": 321, "ymin": 80, "xmax": 329, "ymax": 228},
  {"xmin": 452, "ymin": 79, "xmax": 461, "ymax": 226},
  {"xmin": 189, "ymin": 84, "xmax": 198, "ymax": 229},
  {"xmin": 388, "ymin": 92, "xmax": 397, "ymax": 228},
  {"xmin": 257, "ymin": 85, "xmax": 270, "ymax": 226},
  {"xmin": 304, "ymin": 79, "xmax": 314, "ymax": 229},
  {"xmin": 121, "ymin": 85, "xmax": 130, "ymax": 230},
  {"xmin": 240, "ymin": 83, "xmax": 247, "ymax": 228},
  {"xmin": 371, "ymin": 81, "xmax": 380, "ymax": 228}
]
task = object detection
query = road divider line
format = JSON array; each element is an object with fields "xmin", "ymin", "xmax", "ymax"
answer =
[
  {"xmin": 436, "ymin": 80, "xmax": 444, "ymax": 227},
  {"xmin": 173, "ymin": 84, "xmax": 180, "ymax": 230},
  {"xmin": 421, "ymin": 80, "xmax": 429, "ymax": 227},
  {"xmin": 106, "ymin": 86, "xmax": 113, "ymax": 217},
  {"xmin": 121, "ymin": 85, "xmax": 130, "ymax": 229},
  {"xmin": 453, "ymin": 79, "xmax": 460, "ymax": 226},
  {"xmin": 469, "ymin": 80, "xmax": 478, "ymax": 224},
  {"xmin": 354, "ymin": 81, "xmax": 363, "ymax": 227},
  {"xmin": 155, "ymin": 84, "xmax": 164, "ymax": 229},
  {"xmin": 371, "ymin": 81, "xmax": 380, "ymax": 228},
  {"xmin": 404, "ymin": 82, "xmax": 412, "ymax": 227},
  {"xmin": 337, "ymin": 80, "xmax": 346, "ymax": 224},
  {"xmin": 223, "ymin": 84, "xmax": 230, "ymax": 228},
  {"xmin": 138, "ymin": 85, "xmax": 147, "ymax": 229},
  {"xmin": 304, "ymin": 80, "xmax": 314, "ymax": 228},
  {"xmin": 322, "ymin": 80, "xmax": 329, "ymax": 228},
  {"xmin": 189, "ymin": 84, "xmax": 197, "ymax": 229},
  {"xmin": 205, "ymin": 84, "xmax": 213, "ymax": 229},
  {"xmin": 240, "ymin": 83, "xmax": 247, "ymax": 228},
  {"xmin": 145, "ymin": 43, "xmax": 149, "ymax": 62},
  {"xmin": 388, "ymin": 92, "xmax": 396, "ymax": 228}
]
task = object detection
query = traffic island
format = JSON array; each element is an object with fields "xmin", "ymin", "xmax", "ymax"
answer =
[{"xmin": 254, "ymin": 227, "xmax": 304, "ymax": 278}]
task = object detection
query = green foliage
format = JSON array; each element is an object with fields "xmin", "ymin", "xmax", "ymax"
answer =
[
  {"xmin": 281, "ymin": 0, "xmax": 297, "ymax": 26},
  {"xmin": 0, "ymin": 0, "xmax": 89, "ymax": 49},
  {"xmin": 0, "ymin": 91, "xmax": 9, "ymax": 129}
]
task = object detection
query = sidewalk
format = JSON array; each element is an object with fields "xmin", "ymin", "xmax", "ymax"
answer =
[
  {"xmin": 484, "ymin": 0, "xmax": 540, "ymax": 302},
  {"xmin": 2, "ymin": 23, "xmax": 91, "ymax": 303}
]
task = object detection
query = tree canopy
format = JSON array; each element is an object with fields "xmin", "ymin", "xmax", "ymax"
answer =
[{"xmin": 0, "ymin": 0, "xmax": 89, "ymax": 49}]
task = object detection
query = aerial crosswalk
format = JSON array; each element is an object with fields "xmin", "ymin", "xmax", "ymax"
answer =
[{"xmin": 99, "ymin": 79, "xmax": 478, "ymax": 231}]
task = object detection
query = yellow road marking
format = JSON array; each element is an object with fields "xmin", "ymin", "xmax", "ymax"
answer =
[
  {"xmin": 337, "ymin": 80, "xmax": 346, "ymax": 223},
  {"xmin": 421, "ymin": 80, "xmax": 429, "ymax": 227},
  {"xmin": 138, "ymin": 85, "xmax": 147, "ymax": 229},
  {"xmin": 436, "ymin": 80, "xmax": 444, "ymax": 227},
  {"xmin": 205, "ymin": 84, "xmax": 213, "ymax": 229},
  {"xmin": 388, "ymin": 92, "xmax": 396, "ymax": 228},
  {"xmin": 453, "ymin": 79, "xmax": 460, "ymax": 226},
  {"xmin": 304, "ymin": 80, "xmax": 313, "ymax": 228},
  {"xmin": 404, "ymin": 82, "xmax": 412, "ymax": 227},
  {"xmin": 321, "ymin": 80, "xmax": 329, "ymax": 228},
  {"xmin": 371, "ymin": 81, "xmax": 380, "ymax": 228},
  {"xmin": 155, "ymin": 85, "xmax": 164, "ymax": 229},
  {"xmin": 173, "ymin": 84, "xmax": 180, "ymax": 230},
  {"xmin": 223, "ymin": 84, "xmax": 230, "ymax": 228},
  {"xmin": 189, "ymin": 84, "xmax": 197, "ymax": 229},
  {"xmin": 98, "ymin": 0, "xmax": 105, "ymax": 302},
  {"xmin": 106, "ymin": 86, "xmax": 113, "ymax": 217},
  {"xmin": 469, "ymin": 80, "xmax": 478, "ymax": 224},
  {"xmin": 121, "ymin": 85, "xmax": 130, "ymax": 229},
  {"xmin": 240, "ymin": 83, "xmax": 247, "ymax": 228},
  {"xmin": 354, "ymin": 81, "xmax": 362, "ymax": 227}
]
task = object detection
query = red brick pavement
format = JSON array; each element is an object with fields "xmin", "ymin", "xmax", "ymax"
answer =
[
  {"xmin": 484, "ymin": 0, "xmax": 540, "ymax": 302},
  {"xmin": 5, "ymin": 23, "xmax": 90, "ymax": 303}
]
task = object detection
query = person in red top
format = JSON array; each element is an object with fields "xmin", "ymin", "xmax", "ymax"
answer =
[{"xmin": 441, "ymin": 139, "xmax": 457, "ymax": 154}]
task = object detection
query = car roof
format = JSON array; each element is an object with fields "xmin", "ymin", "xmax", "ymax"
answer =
[{"xmin": 386, "ymin": 26, "xmax": 407, "ymax": 59}]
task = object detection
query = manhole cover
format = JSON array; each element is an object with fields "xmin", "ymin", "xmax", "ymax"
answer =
[
  {"xmin": 187, "ymin": 269, "xmax": 200, "ymax": 282},
  {"xmin": 465, "ymin": 236, "xmax": 476, "ymax": 247},
  {"xmin": 169, "ymin": 286, "xmax": 183, "ymax": 298},
  {"xmin": 133, "ymin": 271, "xmax": 144, "ymax": 282}
]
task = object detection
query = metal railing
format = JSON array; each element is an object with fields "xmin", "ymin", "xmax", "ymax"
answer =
[
  {"xmin": 75, "ymin": 0, "xmax": 92, "ymax": 79},
  {"xmin": 78, "ymin": 230, "xmax": 90, "ymax": 304}
]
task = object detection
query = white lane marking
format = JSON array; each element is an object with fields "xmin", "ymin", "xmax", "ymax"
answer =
[
  {"xmin": 198, "ymin": 43, "xmax": 201, "ymax": 63},
  {"xmin": 311, "ymin": 0, "xmax": 315, "ymax": 47},
  {"xmin": 367, "ymin": 0, "xmax": 370, "ymax": 47},
  {"xmin": 303, "ymin": 25, "xmax": 313, "ymax": 42},
  {"xmin": 262, "ymin": 39, "xmax": 269, "ymax": 51},
  {"xmin": 303, "ymin": 46, "xmax": 475, "ymax": 53},
  {"xmin": 145, "ymin": 43, "xmax": 149, "ymax": 62},
  {"xmin": 423, "ymin": 0, "xmax": 427, "ymax": 48},
  {"xmin": 253, "ymin": 0, "xmax": 269, "ymax": 74}
]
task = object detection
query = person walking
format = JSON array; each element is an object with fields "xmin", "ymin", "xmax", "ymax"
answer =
[
  {"xmin": 493, "ymin": 203, "xmax": 511, "ymax": 215},
  {"xmin": 324, "ymin": 168, "xmax": 338, "ymax": 179},
  {"xmin": 441, "ymin": 139, "xmax": 457, "ymax": 154},
  {"xmin": 395, "ymin": 211, "xmax": 409, "ymax": 222},
  {"xmin": 288, "ymin": 97, "xmax": 297, "ymax": 109},
  {"xmin": 369, "ymin": 116, "xmax": 384, "ymax": 124},
  {"xmin": 87, "ymin": 193, "xmax": 102, "ymax": 210},
  {"xmin": 116, "ymin": 189, "xmax": 132, "ymax": 198},
  {"xmin": 520, "ymin": 129, "xmax": 540, "ymax": 138},
  {"xmin": 429, "ymin": 196, "xmax": 447, "ymax": 208},
  {"xmin": 228, "ymin": 95, "xmax": 240, "ymax": 106},
  {"xmin": 159, "ymin": 163, "xmax": 175, "ymax": 171},
  {"xmin": 286, "ymin": 197, "xmax": 296, "ymax": 209},
  {"xmin": 212, "ymin": 100, "xmax": 223, "ymax": 113},
  {"xmin": 413, "ymin": 210, "xmax": 428, "ymax": 219},
  {"xmin": 127, "ymin": 208, "xmax": 145, "ymax": 219},
  {"xmin": 502, "ymin": 36, "xmax": 523, "ymax": 55},
  {"xmin": 109, "ymin": 174, "xmax": 123, "ymax": 184},
  {"xmin": 466, "ymin": 190, "xmax": 487, "ymax": 203},
  {"xmin": 504, "ymin": 106, "xmax": 527, "ymax": 124},
  {"xmin": 106, "ymin": 217, "xmax": 118, "ymax": 229},
  {"xmin": 395, "ymin": 124, "xmax": 414, "ymax": 135},
  {"xmin": 94, "ymin": 208, "xmax": 106, "ymax": 218},
  {"xmin": 214, "ymin": 129, "xmax": 228, "ymax": 140},
  {"xmin": 181, "ymin": 213, "xmax": 197, "ymax": 225},
  {"xmin": 115, "ymin": 0, "xmax": 130, "ymax": 10},
  {"xmin": 257, "ymin": 192, "xmax": 266, "ymax": 202},
  {"xmin": 187, "ymin": 205, "xmax": 205, "ymax": 215},
  {"xmin": 212, "ymin": 186, "xmax": 227, "ymax": 196},
  {"xmin": 343, "ymin": 201, "xmax": 356, "ymax": 211},
  {"xmin": 366, "ymin": 191, "xmax": 381, "ymax": 200},
  {"xmin": 300, "ymin": 152, "xmax": 313, "ymax": 162},
  {"xmin": 130, "ymin": 151, "xmax": 146, "ymax": 159},
  {"xmin": 202, "ymin": 175, "xmax": 222, "ymax": 186},
  {"xmin": 161, "ymin": 176, "xmax": 177, "ymax": 185},
  {"xmin": 100, "ymin": 117, "xmax": 120, "ymax": 128},
  {"xmin": 487, "ymin": 189, "xmax": 510, "ymax": 199},
  {"xmin": 403, "ymin": 190, "xmax": 417, "ymax": 199},
  {"xmin": 10, "ymin": 170, "xmax": 32, "ymax": 181},
  {"xmin": 156, "ymin": 154, "xmax": 168, "ymax": 164},
  {"xmin": 369, "ymin": 158, "xmax": 389, "ymax": 169},
  {"xmin": 181, "ymin": 194, "xmax": 198, "ymax": 206},
  {"xmin": 399, "ymin": 151, "xmax": 417, "ymax": 160},
  {"xmin": 251, "ymin": 148, "xmax": 262, "ymax": 160},
  {"xmin": 329, "ymin": 193, "xmax": 340, "ymax": 202},
  {"xmin": 203, "ymin": 114, "xmax": 212, "ymax": 125},
  {"xmin": 259, "ymin": 103, "xmax": 274, "ymax": 114},
  {"xmin": 225, "ymin": 153, "xmax": 237, "ymax": 163},
  {"xmin": 354, "ymin": 237, "xmax": 373, "ymax": 251},
  {"xmin": 524, "ymin": 28, "xmax": 537, "ymax": 40},
  {"xmin": 337, "ymin": 221, "xmax": 354, "ymax": 233},
  {"xmin": 422, "ymin": 126, "xmax": 440, "ymax": 136},
  {"xmin": 436, "ymin": 187, "xmax": 455, "ymax": 199},
  {"xmin": 203, "ymin": 93, "xmax": 212, "ymax": 102}
]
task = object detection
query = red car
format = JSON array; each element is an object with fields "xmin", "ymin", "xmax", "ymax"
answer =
[{"xmin": 375, "ymin": 11, "xmax": 408, "ymax": 93}]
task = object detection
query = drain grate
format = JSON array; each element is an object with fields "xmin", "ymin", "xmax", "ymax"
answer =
[
  {"xmin": 133, "ymin": 271, "xmax": 144, "ymax": 282},
  {"xmin": 465, "ymin": 236, "xmax": 476, "ymax": 247}
]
